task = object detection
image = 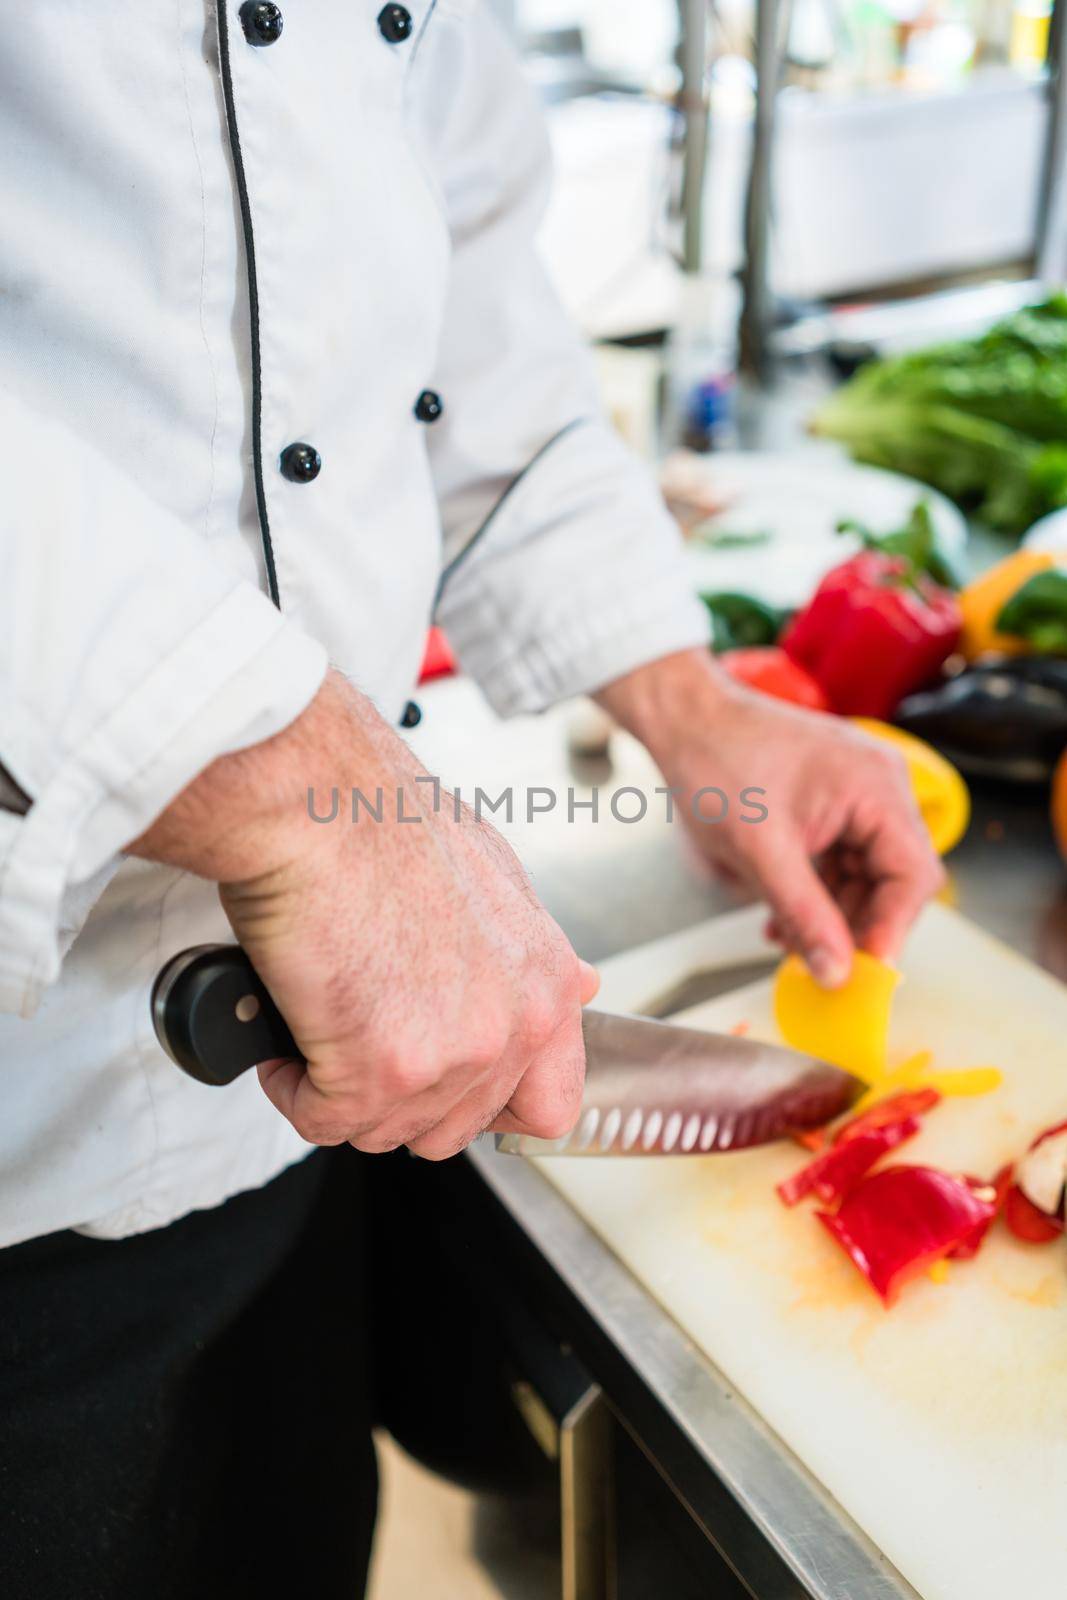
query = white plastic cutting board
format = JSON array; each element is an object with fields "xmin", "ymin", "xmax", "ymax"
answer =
[{"xmin": 538, "ymin": 902, "xmax": 1067, "ymax": 1600}]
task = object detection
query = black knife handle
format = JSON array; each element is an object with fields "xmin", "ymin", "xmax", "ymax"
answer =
[{"xmin": 151, "ymin": 944, "xmax": 301, "ymax": 1086}]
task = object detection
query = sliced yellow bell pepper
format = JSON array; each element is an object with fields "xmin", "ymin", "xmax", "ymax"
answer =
[
  {"xmin": 849, "ymin": 1052, "xmax": 1002, "ymax": 1114},
  {"xmin": 851, "ymin": 718, "xmax": 971, "ymax": 856},
  {"xmin": 774, "ymin": 951, "xmax": 900, "ymax": 1083}
]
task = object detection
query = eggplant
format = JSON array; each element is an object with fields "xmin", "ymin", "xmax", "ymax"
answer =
[{"xmin": 895, "ymin": 656, "xmax": 1067, "ymax": 784}]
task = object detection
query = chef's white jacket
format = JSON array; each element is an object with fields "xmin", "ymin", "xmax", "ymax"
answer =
[{"xmin": 0, "ymin": 0, "xmax": 708, "ymax": 1245}]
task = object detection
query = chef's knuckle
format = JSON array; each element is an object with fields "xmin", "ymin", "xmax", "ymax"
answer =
[
  {"xmin": 528, "ymin": 1100, "xmax": 579, "ymax": 1142},
  {"xmin": 521, "ymin": 986, "xmax": 562, "ymax": 1048},
  {"xmin": 410, "ymin": 1131, "xmax": 466, "ymax": 1162},
  {"xmin": 378, "ymin": 1042, "xmax": 439, "ymax": 1098},
  {"xmin": 348, "ymin": 1127, "xmax": 402, "ymax": 1155},
  {"xmin": 293, "ymin": 1110, "xmax": 351, "ymax": 1146},
  {"xmin": 469, "ymin": 1013, "xmax": 512, "ymax": 1070}
]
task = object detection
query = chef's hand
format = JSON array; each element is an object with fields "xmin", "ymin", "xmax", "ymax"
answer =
[
  {"xmin": 596, "ymin": 649, "xmax": 944, "ymax": 989},
  {"xmin": 131, "ymin": 668, "xmax": 597, "ymax": 1158}
]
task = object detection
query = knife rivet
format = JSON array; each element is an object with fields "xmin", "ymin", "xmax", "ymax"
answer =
[{"xmin": 235, "ymin": 994, "xmax": 261, "ymax": 1024}]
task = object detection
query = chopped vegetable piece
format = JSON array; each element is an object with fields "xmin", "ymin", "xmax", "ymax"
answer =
[
  {"xmin": 927, "ymin": 1259, "xmax": 951, "ymax": 1284},
  {"xmin": 1004, "ymin": 1182, "xmax": 1065, "ymax": 1244},
  {"xmin": 792, "ymin": 1126, "xmax": 828, "ymax": 1153},
  {"xmin": 781, "ymin": 551, "xmax": 961, "ymax": 720},
  {"xmin": 1014, "ymin": 1119, "xmax": 1067, "ymax": 1217},
  {"xmin": 921, "ymin": 1066, "xmax": 1003, "ymax": 1097},
  {"xmin": 718, "ymin": 647, "xmax": 830, "ymax": 710},
  {"xmin": 851, "ymin": 720, "xmax": 971, "ymax": 856},
  {"xmin": 847, "ymin": 1054, "xmax": 934, "ymax": 1115},
  {"xmin": 834, "ymin": 1088, "xmax": 940, "ymax": 1144},
  {"xmin": 818, "ymin": 1165, "xmax": 1000, "ymax": 1305},
  {"xmin": 851, "ymin": 1060, "xmax": 1001, "ymax": 1115},
  {"xmin": 728, "ymin": 1019, "xmax": 751, "ymax": 1037},
  {"xmin": 774, "ymin": 951, "xmax": 900, "ymax": 1083},
  {"xmin": 949, "ymin": 1169, "xmax": 1012, "ymax": 1259},
  {"xmin": 777, "ymin": 1117, "xmax": 920, "ymax": 1208}
]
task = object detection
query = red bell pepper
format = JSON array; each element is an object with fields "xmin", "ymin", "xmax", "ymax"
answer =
[
  {"xmin": 833, "ymin": 1088, "xmax": 941, "ymax": 1146},
  {"xmin": 782, "ymin": 552, "xmax": 961, "ymax": 720},
  {"xmin": 949, "ymin": 1168, "xmax": 1012, "ymax": 1259},
  {"xmin": 718, "ymin": 647, "xmax": 830, "ymax": 711},
  {"xmin": 417, "ymin": 626, "xmax": 456, "ymax": 683},
  {"xmin": 1004, "ymin": 1182, "xmax": 1065, "ymax": 1244},
  {"xmin": 817, "ymin": 1165, "xmax": 1000, "ymax": 1305},
  {"xmin": 777, "ymin": 1116, "xmax": 920, "ymax": 1208},
  {"xmin": 1014, "ymin": 1117, "xmax": 1067, "ymax": 1219}
]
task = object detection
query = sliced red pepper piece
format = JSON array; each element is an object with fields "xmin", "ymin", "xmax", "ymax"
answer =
[
  {"xmin": 792, "ymin": 1126, "xmax": 828, "ymax": 1153},
  {"xmin": 833, "ymin": 1087, "xmax": 941, "ymax": 1145},
  {"xmin": 777, "ymin": 1117, "xmax": 920, "ymax": 1208},
  {"xmin": 1004, "ymin": 1181, "xmax": 1066, "ymax": 1244},
  {"xmin": 949, "ymin": 1166, "xmax": 1012, "ymax": 1259},
  {"xmin": 1015, "ymin": 1117, "xmax": 1067, "ymax": 1217},
  {"xmin": 817, "ymin": 1165, "xmax": 999, "ymax": 1305}
]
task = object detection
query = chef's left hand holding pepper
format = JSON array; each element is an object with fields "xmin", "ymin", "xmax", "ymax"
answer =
[{"xmin": 597, "ymin": 649, "xmax": 945, "ymax": 989}]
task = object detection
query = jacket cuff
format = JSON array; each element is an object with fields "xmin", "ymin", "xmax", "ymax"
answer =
[
  {"xmin": 435, "ymin": 419, "xmax": 712, "ymax": 715},
  {"xmin": 0, "ymin": 586, "xmax": 326, "ymax": 1016}
]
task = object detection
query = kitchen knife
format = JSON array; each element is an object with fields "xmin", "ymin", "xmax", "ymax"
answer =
[{"xmin": 150, "ymin": 944, "xmax": 861, "ymax": 1156}]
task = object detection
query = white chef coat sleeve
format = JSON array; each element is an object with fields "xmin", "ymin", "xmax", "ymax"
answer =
[
  {"xmin": 0, "ymin": 390, "xmax": 327, "ymax": 1017},
  {"xmin": 412, "ymin": 2, "xmax": 711, "ymax": 718}
]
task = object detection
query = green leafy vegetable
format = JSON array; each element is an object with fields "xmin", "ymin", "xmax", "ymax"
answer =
[
  {"xmin": 691, "ymin": 524, "xmax": 774, "ymax": 550},
  {"xmin": 813, "ymin": 296, "xmax": 1067, "ymax": 537},
  {"xmin": 700, "ymin": 591, "xmax": 790, "ymax": 651},
  {"xmin": 995, "ymin": 570, "xmax": 1067, "ymax": 653},
  {"xmin": 837, "ymin": 500, "xmax": 963, "ymax": 589}
]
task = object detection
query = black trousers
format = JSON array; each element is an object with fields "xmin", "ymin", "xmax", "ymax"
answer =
[{"xmin": 0, "ymin": 1149, "xmax": 377, "ymax": 1600}]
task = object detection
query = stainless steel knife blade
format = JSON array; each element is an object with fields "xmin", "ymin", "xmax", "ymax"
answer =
[
  {"xmin": 494, "ymin": 1009, "xmax": 861, "ymax": 1157},
  {"xmin": 636, "ymin": 957, "xmax": 780, "ymax": 1021}
]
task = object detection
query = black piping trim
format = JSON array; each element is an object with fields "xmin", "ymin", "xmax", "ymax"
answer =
[
  {"xmin": 409, "ymin": 0, "xmax": 438, "ymax": 64},
  {"xmin": 434, "ymin": 417, "xmax": 589, "ymax": 605},
  {"xmin": 216, "ymin": 2, "xmax": 282, "ymax": 608},
  {"xmin": 0, "ymin": 760, "xmax": 32, "ymax": 817}
]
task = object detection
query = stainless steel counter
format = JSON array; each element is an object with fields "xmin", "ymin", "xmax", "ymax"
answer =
[{"xmin": 407, "ymin": 660, "xmax": 1067, "ymax": 1600}]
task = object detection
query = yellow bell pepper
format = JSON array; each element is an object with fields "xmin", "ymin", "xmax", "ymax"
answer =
[
  {"xmin": 851, "ymin": 719, "xmax": 971, "ymax": 856},
  {"xmin": 959, "ymin": 549, "xmax": 1067, "ymax": 660},
  {"xmin": 774, "ymin": 951, "xmax": 900, "ymax": 1083}
]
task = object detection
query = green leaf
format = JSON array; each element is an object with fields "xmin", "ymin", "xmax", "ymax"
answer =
[
  {"xmin": 812, "ymin": 295, "xmax": 1067, "ymax": 537},
  {"xmin": 837, "ymin": 499, "xmax": 962, "ymax": 588},
  {"xmin": 995, "ymin": 570, "xmax": 1067, "ymax": 653},
  {"xmin": 700, "ymin": 591, "xmax": 790, "ymax": 651}
]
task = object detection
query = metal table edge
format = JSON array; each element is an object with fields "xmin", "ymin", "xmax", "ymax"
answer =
[{"xmin": 468, "ymin": 1139, "xmax": 920, "ymax": 1600}]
